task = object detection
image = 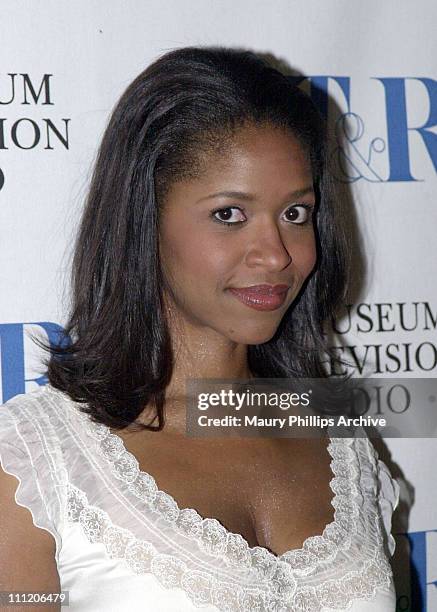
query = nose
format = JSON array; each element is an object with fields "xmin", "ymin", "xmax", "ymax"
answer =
[{"xmin": 244, "ymin": 220, "xmax": 292, "ymax": 271}]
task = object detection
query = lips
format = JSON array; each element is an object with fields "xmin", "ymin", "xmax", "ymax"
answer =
[
  {"xmin": 235, "ymin": 284, "xmax": 290, "ymax": 295},
  {"xmin": 227, "ymin": 284, "xmax": 290, "ymax": 311}
]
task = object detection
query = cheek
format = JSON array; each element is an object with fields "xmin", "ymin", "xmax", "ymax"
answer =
[
  {"xmin": 305, "ymin": 239, "xmax": 318, "ymax": 272},
  {"xmin": 160, "ymin": 226, "xmax": 235, "ymax": 289},
  {"xmin": 288, "ymin": 232, "xmax": 318, "ymax": 277}
]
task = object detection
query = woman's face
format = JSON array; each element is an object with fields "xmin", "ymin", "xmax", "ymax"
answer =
[{"xmin": 158, "ymin": 123, "xmax": 317, "ymax": 345}]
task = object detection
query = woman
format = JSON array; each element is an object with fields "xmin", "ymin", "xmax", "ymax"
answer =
[{"xmin": 0, "ymin": 46, "xmax": 399, "ymax": 611}]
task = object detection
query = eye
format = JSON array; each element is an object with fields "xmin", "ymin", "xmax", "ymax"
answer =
[
  {"xmin": 212, "ymin": 206, "xmax": 246, "ymax": 225},
  {"xmin": 282, "ymin": 204, "xmax": 314, "ymax": 225}
]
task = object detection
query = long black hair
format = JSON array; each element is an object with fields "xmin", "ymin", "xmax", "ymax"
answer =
[{"xmin": 42, "ymin": 46, "xmax": 351, "ymax": 430}]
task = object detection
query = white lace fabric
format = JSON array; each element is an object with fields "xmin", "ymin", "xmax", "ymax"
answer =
[{"xmin": 0, "ymin": 384, "xmax": 400, "ymax": 611}]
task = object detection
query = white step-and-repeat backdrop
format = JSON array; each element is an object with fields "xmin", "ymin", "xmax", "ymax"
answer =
[{"xmin": 1, "ymin": 2, "xmax": 436, "ymax": 610}]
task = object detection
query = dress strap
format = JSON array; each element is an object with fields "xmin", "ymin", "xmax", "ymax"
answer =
[{"xmin": 0, "ymin": 387, "xmax": 67, "ymax": 562}]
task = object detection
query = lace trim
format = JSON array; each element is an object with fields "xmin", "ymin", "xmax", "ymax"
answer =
[
  {"xmin": 45, "ymin": 383, "xmax": 381, "ymax": 581},
  {"xmin": 66, "ymin": 483, "xmax": 393, "ymax": 611},
  {"xmin": 72, "ymin": 410, "xmax": 361, "ymax": 575}
]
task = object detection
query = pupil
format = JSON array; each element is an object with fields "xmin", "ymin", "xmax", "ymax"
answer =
[
  {"xmin": 287, "ymin": 208, "xmax": 298, "ymax": 221},
  {"xmin": 221, "ymin": 209, "xmax": 232, "ymax": 220}
]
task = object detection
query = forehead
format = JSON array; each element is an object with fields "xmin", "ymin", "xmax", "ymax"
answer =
[
  {"xmin": 198, "ymin": 124, "xmax": 312, "ymax": 190},
  {"xmin": 161, "ymin": 123, "xmax": 314, "ymax": 208}
]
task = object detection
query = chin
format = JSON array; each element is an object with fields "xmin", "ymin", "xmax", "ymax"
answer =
[{"xmin": 224, "ymin": 322, "xmax": 279, "ymax": 346}]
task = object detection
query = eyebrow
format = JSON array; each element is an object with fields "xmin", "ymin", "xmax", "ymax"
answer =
[{"xmin": 196, "ymin": 186, "xmax": 315, "ymax": 203}]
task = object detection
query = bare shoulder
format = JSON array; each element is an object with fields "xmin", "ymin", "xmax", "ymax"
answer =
[{"xmin": 0, "ymin": 465, "xmax": 61, "ymax": 611}]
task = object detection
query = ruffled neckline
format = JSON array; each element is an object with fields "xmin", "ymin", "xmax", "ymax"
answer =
[{"xmin": 51, "ymin": 384, "xmax": 361, "ymax": 579}]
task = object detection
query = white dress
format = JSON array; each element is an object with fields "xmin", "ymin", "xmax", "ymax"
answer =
[{"xmin": 0, "ymin": 384, "xmax": 400, "ymax": 612}]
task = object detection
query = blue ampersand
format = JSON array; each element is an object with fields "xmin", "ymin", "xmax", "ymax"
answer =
[{"xmin": 332, "ymin": 112, "xmax": 386, "ymax": 183}]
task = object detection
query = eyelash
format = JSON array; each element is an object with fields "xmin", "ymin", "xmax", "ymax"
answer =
[{"xmin": 210, "ymin": 204, "xmax": 314, "ymax": 227}]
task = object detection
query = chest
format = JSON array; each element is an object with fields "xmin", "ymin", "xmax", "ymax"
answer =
[{"xmin": 116, "ymin": 433, "xmax": 335, "ymax": 556}]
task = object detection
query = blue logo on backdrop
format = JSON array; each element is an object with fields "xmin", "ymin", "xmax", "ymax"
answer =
[
  {"xmin": 290, "ymin": 76, "xmax": 437, "ymax": 183},
  {"xmin": 0, "ymin": 322, "xmax": 68, "ymax": 402},
  {"xmin": 395, "ymin": 530, "xmax": 437, "ymax": 611}
]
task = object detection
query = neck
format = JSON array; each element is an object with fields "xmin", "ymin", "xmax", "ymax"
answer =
[
  {"xmin": 166, "ymin": 325, "xmax": 252, "ymax": 401},
  {"xmin": 154, "ymin": 302, "xmax": 254, "ymax": 434}
]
